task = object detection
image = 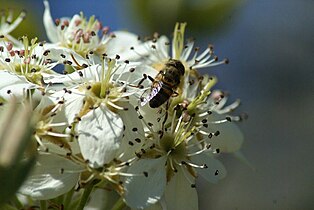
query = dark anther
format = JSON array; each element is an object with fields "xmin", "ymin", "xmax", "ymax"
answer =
[
  {"xmin": 43, "ymin": 50, "xmax": 50, "ymax": 56},
  {"xmin": 215, "ymin": 170, "xmax": 219, "ymax": 176},
  {"xmin": 135, "ymin": 152, "xmax": 142, "ymax": 158},
  {"xmin": 129, "ymin": 68, "xmax": 135, "ymax": 72}
]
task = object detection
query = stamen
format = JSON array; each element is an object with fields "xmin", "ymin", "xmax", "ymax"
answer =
[
  {"xmin": 45, "ymin": 131, "xmax": 70, "ymax": 138},
  {"xmin": 179, "ymin": 160, "xmax": 207, "ymax": 169},
  {"xmin": 106, "ymin": 101, "xmax": 125, "ymax": 110}
]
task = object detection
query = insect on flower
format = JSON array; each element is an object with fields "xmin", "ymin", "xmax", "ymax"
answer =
[{"xmin": 140, "ymin": 59, "xmax": 185, "ymax": 108}]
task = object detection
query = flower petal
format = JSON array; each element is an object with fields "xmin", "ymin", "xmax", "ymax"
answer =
[
  {"xmin": 19, "ymin": 153, "xmax": 82, "ymax": 199},
  {"xmin": 105, "ymin": 31, "xmax": 141, "ymax": 60},
  {"xmin": 0, "ymin": 71, "xmax": 33, "ymax": 89},
  {"xmin": 164, "ymin": 168, "xmax": 199, "ymax": 210},
  {"xmin": 43, "ymin": 0, "xmax": 59, "ymax": 43},
  {"xmin": 77, "ymin": 104, "xmax": 123, "ymax": 168},
  {"xmin": 45, "ymin": 44, "xmax": 91, "ymax": 63},
  {"xmin": 0, "ymin": 71, "xmax": 41, "ymax": 101},
  {"xmin": 123, "ymin": 157, "xmax": 167, "ymax": 209},
  {"xmin": 191, "ymin": 153, "xmax": 227, "ymax": 183},
  {"xmin": 117, "ymin": 103, "xmax": 145, "ymax": 161},
  {"xmin": 208, "ymin": 116, "xmax": 244, "ymax": 153},
  {"xmin": 43, "ymin": 64, "xmax": 102, "ymax": 84}
]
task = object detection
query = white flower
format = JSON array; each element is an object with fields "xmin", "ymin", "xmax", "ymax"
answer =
[
  {"xmin": 122, "ymin": 105, "xmax": 227, "ymax": 209},
  {"xmin": 0, "ymin": 36, "xmax": 58, "ymax": 77},
  {"xmin": 119, "ymin": 35, "xmax": 243, "ymax": 209},
  {"xmin": 0, "ymin": 36, "xmax": 62, "ymax": 101},
  {"xmin": 43, "ymin": 0, "xmax": 142, "ymax": 61},
  {"xmin": 42, "ymin": 59, "xmax": 146, "ymax": 168}
]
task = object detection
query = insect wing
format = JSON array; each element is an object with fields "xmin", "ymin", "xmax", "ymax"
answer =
[{"xmin": 140, "ymin": 82, "xmax": 162, "ymax": 106}]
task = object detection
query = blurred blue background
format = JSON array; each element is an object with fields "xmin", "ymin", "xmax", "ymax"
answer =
[{"xmin": 3, "ymin": 0, "xmax": 314, "ymax": 209}]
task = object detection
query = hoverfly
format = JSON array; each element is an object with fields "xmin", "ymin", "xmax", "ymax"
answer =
[{"xmin": 141, "ymin": 59, "xmax": 185, "ymax": 108}]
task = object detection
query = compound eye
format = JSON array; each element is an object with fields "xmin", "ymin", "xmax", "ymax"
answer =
[
  {"xmin": 175, "ymin": 61, "xmax": 185, "ymax": 75},
  {"xmin": 168, "ymin": 59, "xmax": 185, "ymax": 75}
]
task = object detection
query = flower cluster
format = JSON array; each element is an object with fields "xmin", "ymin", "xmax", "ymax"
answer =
[{"xmin": 0, "ymin": 1, "xmax": 247, "ymax": 209}]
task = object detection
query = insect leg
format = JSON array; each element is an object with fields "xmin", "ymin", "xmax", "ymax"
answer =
[
  {"xmin": 134, "ymin": 74, "xmax": 148, "ymax": 88},
  {"xmin": 147, "ymin": 75, "xmax": 155, "ymax": 82},
  {"xmin": 160, "ymin": 101, "xmax": 170, "ymax": 138}
]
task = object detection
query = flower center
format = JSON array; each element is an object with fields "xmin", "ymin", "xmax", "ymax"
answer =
[{"xmin": 58, "ymin": 12, "xmax": 109, "ymax": 57}]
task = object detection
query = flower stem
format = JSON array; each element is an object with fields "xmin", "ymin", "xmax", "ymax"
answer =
[
  {"xmin": 63, "ymin": 187, "xmax": 75, "ymax": 209},
  {"xmin": 111, "ymin": 197, "xmax": 126, "ymax": 210},
  {"xmin": 76, "ymin": 179, "xmax": 98, "ymax": 210},
  {"xmin": 11, "ymin": 195, "xmax": 23, "ymax": 209},
  {"xmin": 40, "ymin": 200, "xmax": 47, "ymax": 210}
]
